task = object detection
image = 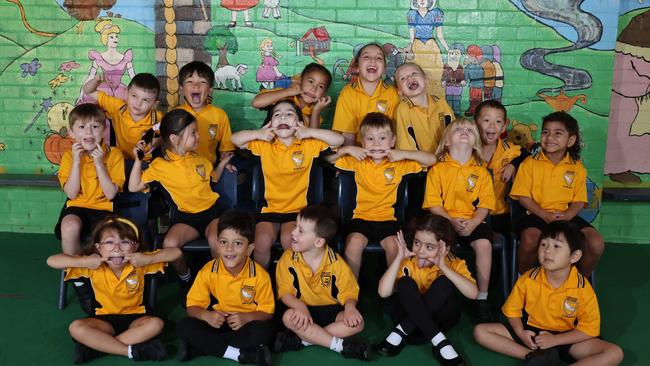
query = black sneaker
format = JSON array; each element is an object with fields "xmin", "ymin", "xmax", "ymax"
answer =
[
  {"xmin": 239, "ymin": 344, "xmax": 272, "ymax": 366},
  {"xmin": 273, "ymin": 330, "xmax": 303, "ymax": 353},
  {"xmin": 375, "ymin": 338, "xmax": 405, "ymax": 357},
  {"xmin": 132, "ymin": 338, "xmax": 167, "ymax": 361},
  {"xmin": 432, "ymin": 339, "xmax": 465, "ymax": 366},
  {"xmin": 476, "ymin": 299, "xmax": 493, "ymax": 323},
  {"xmin": 73, "ymin": 341, "xmax": 102, "ymax": 364},
  {"xmin": 523, "ymin": 348, "xmax": 561, "ymax": 366},
  {"xmin": 341, "ymin": 338, "xmax": 369, "ymax": 361},
  {"xmin": 177, "ymin": 340, "xmax": 198, "ymax": 362}
]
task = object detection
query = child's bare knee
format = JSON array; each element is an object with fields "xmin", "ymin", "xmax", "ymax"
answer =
[
  {"xmin": 281, "ymin": 309, "xmax": 295, "ymax": 328},
  {"xmin": 69, "ymin": 319, "xmax": 86, "ymax": 336}
]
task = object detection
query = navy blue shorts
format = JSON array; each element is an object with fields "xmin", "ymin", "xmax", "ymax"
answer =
[
  {"xmin": 170, "ymin": 201, "xmax": 226, "ymax": 235},
  {"xmin": 92, "ymin": 314, "xmax": 147, "ymax": 335},
  {"xmin": 519, "ymin": 213, "xmax": 592, "ymax": 232},
  {"xmin": 456, "ymin": 221, "xmax": 494, "ymax": 246},
  {"xmin": 54, "ymin": 205, "xmax": 112, "ymax": 241},
  {"xmin": 346, "ymin": 219, "xmax": 399, "ymax": 243}
]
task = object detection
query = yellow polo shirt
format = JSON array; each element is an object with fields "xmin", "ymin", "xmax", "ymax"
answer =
[
  {"xmin": 423, "ymin": 154, "xmax": 496, "ymax": 219},
  {"xmin": 510, "ymin": 152, "xmax": 587, "ymax": 212},
  {"xmin": 503, "ymin": 266, "xmax": 600, "ymax": 337},
  {"xmin": 485, "ymin": 139, "xmax": 522, "ymax": 215},
  {"xmin": 186, "ymin": 257, "xmax": 274, "ymax": 314},
  {"xmin": 175, "ymin": 103, "xmax": 235, "ymax": 165},
  {"xmin": 395, "ymin": 95, "xmax": 454, "ymax": 153},
  {"xmin": 276, "ymin": 246, "xmax": 359, "ymax": 306}
]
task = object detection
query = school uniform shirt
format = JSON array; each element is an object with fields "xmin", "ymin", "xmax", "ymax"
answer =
[
  {"xmin": 259, "ymin": 88, "xmax": 323, "ymax": 127},
  {"xmin": 64, "ymin": 253, "xmax": 165, "ymax": 315},
  {"xmin": 276, "ymin": 246, "xmax": 359, "ymax": 306},
  {"xmin": 395, "ymin": 95, "xmax": 454, "ymax": 153},
  {"xmin": 58, "ymin": 145, "xmax": 125, "ymax": 211},
  {"xmin": 249, "ymin": 138, "xmax": 329, "ymax": 214},
  {"xmin": 140, "ymin": 150, "xmax": 218, "ymax": 213},
  {"xmin": 335, "ymin": 156, "xmax": 422, "ymax": 221},
  {"xmin": 484, "ymin": 139, "xmax": 522, "ymax": 215},
  {"xmin": 332, "ymin": 80, "xmax": 399, "ymax": 140},
  {"xmin": 175, "ymin": 103, "xmax": 235, "ymax": 165},
  {"xmin": 509, "ymin": 152, "xmax": 587, "ymax": 212},
  {"xmin": 502, "ymin": 266, "xmax": 600, "ymax": 337},
  {"xmin": 97, "ymin": 92, "xmax": 160, "ymax": 160},
  {"xmin": 186, "ymin": 257, "xmax": 274, "ymax": 315},
  {"xmin": 422, "ymin": 154, "xmax": 496, "ymax": 220},
  {"xmin": 397, "ymin": 254, "xmax": 475, "ymax": 294}
]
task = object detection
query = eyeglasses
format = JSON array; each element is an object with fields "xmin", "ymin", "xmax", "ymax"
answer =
[{"xmin": 98, "ymin": 240, "xmax": 136, "ymax": 250}]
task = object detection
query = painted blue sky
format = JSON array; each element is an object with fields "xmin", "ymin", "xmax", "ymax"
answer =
[
  {"xmin": 55, "ymin": 0, "xmax": 155, "ymax": 30},
  {"xmin": 510, "ymin": 0, "xmax": 649, "ymax": 50}
]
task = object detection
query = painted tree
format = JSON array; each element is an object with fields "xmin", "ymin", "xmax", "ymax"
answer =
[{"xmin": 204, "ymin": 25, "xmax": 238, "ymax": 67}]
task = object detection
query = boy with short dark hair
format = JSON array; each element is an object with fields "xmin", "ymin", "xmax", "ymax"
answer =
[
  {"xmin": 83, "ymin": 73, "xmax": 161, "ymax": 161},
  {"xmin": 175, "ymin": 61, "xmax": 235, "ymax": 168},
  {"xmin": 177, "ymin": 210, "xmax": 274, "ymax": 365},
  {"xmin": 473, "ymin": 221, "xmax": 624, "ymax": 366},
  {"xmin": 274, "ymin": 205, "xmax": 369, "ymax": 361}
]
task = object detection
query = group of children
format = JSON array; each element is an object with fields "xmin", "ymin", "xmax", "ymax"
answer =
[{"xmin": 47, "ymin": 42, "xmax": 623, "ymax": 365}]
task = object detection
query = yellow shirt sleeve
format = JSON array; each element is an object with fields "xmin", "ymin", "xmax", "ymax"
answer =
[
  {"xmin": 185, "ymin": 262, "xmax": 212, "ymax": 309},
  {"xmin": 509, "ymin": 158, "xmax": 533, "ymax": 200},
  {"xmin": 332, "ymin": 86, "xmax": 358, "ymax": 134},
  {"xmin": 64, "ymin": 265, "xmax": 91, "ymax": 281},
  {"xmin": 422, "ymin": 165, "xmax": 443, "ymax": 209},
  {"xmin": 449, "ymin": 257, "xmax": 476, "ymax": 284},
  {"xmin": 218, "ymin": 112, "xmax": 235, "ymax": 152},
  {"xmin": 58, "ymin": 151, "xmax": 72, "ymax": 188},
  {"xmin": 105, "ymin": 148, "xmax": 126, "ymax": 191},
  {"xmin": 502, "ymin": 271, "xmax": 528, "ymax": 318},
  {"xmin": 478, "ymin": 168, "xmax": 496, "ymax": 211},
  {"xmin": 575, "ymin": 283, "xmax": 601, "ymax": 337},
  {"xmin": 334, "ymin": 258, "xmax": 360, "ymax": 305},
  {"xmin": 248, "ymin": 139, "xmax": 264, "ymax": 156},
  {"xmin": 254, "ymin": 268, "xmax": 276, "ymax": 314},
  {"xmin": 97, "ymin": 92, "xmax": 122, "ymax": 121},
  {"xmin": 334, "ymin": 155, "xmax": 357, "ymax": 172},
  {"xmin": 573, "ymin": 163, "xmax": 588, "ymax": 205},
  {"xmin": 275, "ymin": 250, "xmax": 296, "ymax": 300}
]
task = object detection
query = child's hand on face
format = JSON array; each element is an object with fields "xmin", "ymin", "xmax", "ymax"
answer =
[
  {"xmin": 314, "ymin": 95, "xmax": 331, "ymax": 110},
  {"xmin": 499, "ymin": 163, "xmax": 516, "ymax": 182},
  {"xmin": 290, "ymin": 304, "xmax": 313, "ymax": 331},
  {"xmin": 395, "ymin": 230, "xmax": 415, "ymax": 261},
  {"xmin": 84, "ymin": 254, "xmax": 107, "ymax": 269},
  {"xmin": 258, "ymin": 122, "xmax": 276, "ymax": 142},
  {"xmin": 343, "ymin": 146, "xmax": 368, "ymax": 161},
  {"xmin": 293, "ymin": 121, "xmax": 311, "ymax": 140},
  {"xmin": 72, "ymin": 142, "xmax": 84, "ymax": 163},
  {"xmin": 387, "ymin": 149, "xmax": 404, "ymax": 162},
  {"xmin": 205, "ymin": 311, "xmax": 227, "ymax": 328},
  {"xmin": 91, "ymin": 143, "xmax": 104, "ymax": 164},
  {"xmin": 534, "ymin": 331, "xmax": 558, "ymax": 350},
  {"xmin": 287, "ymin": 81, "xmax": 302, "ymax": 96},
  {"xmin": 433, "ymin": 243, "xmax": 450, "ymax": 269},
  {"xmin": 516, "ymin": 329, "xmax": 538, "ymax": 350},
  {"xmin": 125, "ymin": 252, "xmax": 148, "ymax": 268},
  {"xmin": 343, "ymin": 305, "xmax": 363, "ymax": 328}
]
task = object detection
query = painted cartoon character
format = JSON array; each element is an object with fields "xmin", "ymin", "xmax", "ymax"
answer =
[
  {"xmin": 221, "ymin": 0, "xmax": 259, "ymax": 27},
  {"xmin": 256, "ymin": 38, "xmax": 284, "ymax": 89},
  {"xmin": 492, "ymin": 45, "xmax": 504, "ymax": 102},
  {"xmin": 262, "ymin": 0, "xmax": 281, "ymax": 19},
  {"xmin": 463, "ymin": 45, "xmax": 484, "ymax": 116},
  {"xmin": 442, "ymin": 42, "xmax": 465, "ymax": 116},
  {"xmin": 480, "ymin": 45, "xmax": 496, "ymax": 101}
]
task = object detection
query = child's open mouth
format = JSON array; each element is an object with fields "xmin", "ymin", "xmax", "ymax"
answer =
[
  {"xmin": 408, "ymin": 81, "xmax": 419, "ymax": 90},
  {"xmin": 223, "ymin": 254, "xmax": 237, "ymax": 260},
  {"xmin": 366, "ymin": 66, "xmax": 378, "ymax": 74},
  {"xmin": 191, "ymin": 93, "xmax": 202, "ymax": 104},
  {"xmin": 368, "ymin": 149, "xmax": 386, "ymax": 154},
  {"xmin": 485, "ymin": 131, "xmax": 497, "ymax": 140},
  {"xmin": 108, "ymin": 256, "xmax": 125, "ymax": 265},
  {"xmin": 302, "ymin": 91, "xmax": 316, "ymax": 99},
  {"xmin": 276, "ymin": 124, "xmax": 291, "ymax": 130}
]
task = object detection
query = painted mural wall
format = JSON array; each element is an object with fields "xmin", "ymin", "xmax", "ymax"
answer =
[{"xmin": 0, "ymin": 0, "xmax": 647, "ymax": 240}]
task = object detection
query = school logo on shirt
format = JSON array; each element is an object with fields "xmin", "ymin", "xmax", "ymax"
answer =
[
  {"xmin": 208, "ymin": 124, "xmax": 218, "ymax": 140},
  {"xmin": 292, "ymin": 151, "xmax": 304, "ymax": 169},
  {"xmin": 563, "ymin": 171, "xmax": 575, "ymax": 187},
  {"xmin": 384, "ymin": 168, "xmax": 395, "ymax": 184},
  {"xmin": 241, "ymin": 285, "xmax": 256, "ymax": 304},
  {"xmin": 563, "ymin": 296, "xmax": 578, "ymax": 318},
  {"xmin": 125, "ymin": 271, "xmax": 140, "ymax": 293},
  {"xmin": 466, "ymin": 174, "xmax": 479, "ymax": 192},
  {"xmin": 195, "ymin": 165, "xmax": 207, "ymax": 181},
  {"xmin": 320, "ymin": 272, "xmax": 332, "ymax": 287},
  {"xmin": 377, "ymin": 100, "xmax": 387, "ymax": 113}
]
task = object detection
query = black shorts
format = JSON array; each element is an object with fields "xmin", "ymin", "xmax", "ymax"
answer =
[
  {"xmin": 276, "ymin": 303, "xmax": 343, "ymax": 328},
  {"xmin": 456, "ymin": 222, "xmax": 493, "ymax": 247},
  {"xmin": 490, "ymin": 214, "xmax": 511, "ymax": 236},
  {"xmin": 54, "ymin": 206, "xmax": 113, "ymax": 241},
  {"xmin": 170, "ymin": 201, "xmax": 226, "ymax": 235},
  {"xmin": 346, "ymin": 219, "xmax": 400, "ymax": 243},
  {"xmin": 92, "ymin": 314, "xmax": 147, "ymax": 335},
  {"xmin": 519, "ymin": 213, "xmax": 593, "ymax": 232},
  {"xmin": 503, "ymin": 321, "xmax": 577, "ymax": 364},
  {"xmin": 257, "ymin": 212, "xmax": 298, "ymax": 224}
]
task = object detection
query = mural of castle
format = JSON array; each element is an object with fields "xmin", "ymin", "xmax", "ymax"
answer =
[{"xmin": 0, "ymin": 0, "xmax": 649, "ymax": 240}]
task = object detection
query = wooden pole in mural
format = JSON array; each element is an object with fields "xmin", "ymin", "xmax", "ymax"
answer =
[{"xmin": 163, "ymin": 0, "xmax": 179, "ymax": 108}]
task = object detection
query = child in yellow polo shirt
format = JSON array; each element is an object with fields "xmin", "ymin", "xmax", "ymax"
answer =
[
  {"xmin": 422, "ymin": 118, "xmax": 496, "ymax": 323},
  {"xmin": 252, "ymin": 63, "xmax": 332, "ymax": 128},
  {"xmin": 327, "ymin": 112, "xmax": 436, "ymax": 278},
  {"xmin": 83, "ymin": 73, "xmax": 161, "ymax": 161},
  {"xmin": 474, "ymin": 100, "xmax": 529, "ymax": 235},
  {"xmin": 47, "ymin": 216, "xmax": 181, "ymax": 363},
  {"xmin": 177, "ymin": 210, "xmax": 275, "ymax": 365},
  {"xmin": 175, "ymin": 61, "xmax": 235, "ymax": 169},
  {"xmin": 231, "ymin": 100, "xmax": 344, "ymax": 268},
  {"xmin": 510, "ymin": 112, "xmax": 604, "ymax": 277},
  {"xmin": 376, "ymin": 214, "xmax": 477, "ymax": 365},
  {"xmin": 274, "ymin": 205, "xmax": 369, "ymax": 361},
  {"xmin": 129, "ymin": 110, "xmax": 232, "ymax": 302},
  {"xmin": 474, "ymin": 221, "xmax": 623, "ymax": 366},
  {"xmin": 332, "ymin": 43, "xmax": 400, "ymax": 146}
]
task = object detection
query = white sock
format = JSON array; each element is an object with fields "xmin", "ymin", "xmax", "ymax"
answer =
[
  {"xmin": 223, "ymin": 346, "xmax": 240, "ymax": 362},
  {"xmin": 477, "ymin": 291, "xmax": 488, "ymax": 300},
  {"xmin": 386, "ymin": 324, "xmax": 407, "ymax": 346},
  {"xmin": 179, "ymin": 270, "xmax": 192, "ymax": 282},
  {"xmin": 127, "ymin": 345, "xmax": 133, "ymax": 359},
  {"xmin": 301, "ymin": 340, "xmax": 312, "ymax": 347},
  {"xmin": 329, "ymin": 337, "xmax": 343, "ymax": 353},
  {"xmin": 431, "ymin": 332, "xmax": 459, "ymax": 360}
]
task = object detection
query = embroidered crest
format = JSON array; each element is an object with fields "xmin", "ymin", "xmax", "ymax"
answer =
[
  {"xmin": 564, "ymin": 171, "xmax": 575, "ymax": 186},
  {"xmin": 196, "ymin": 165, "xmax": 207, "ymax": 180},
  {"xmin": 208, "ymin": 124, "xmax": 218, "ymax": 139},
  {"xmin": 377, "ymin": 100, "xmax": 387, "ymax": 113},
  {"xmin": 563, "ymin": 296, "xmax": 578, "ymax": 317},
  {"xmin": 466, "ymin": 174, "xmax": 479, "ymax": 192},
  {"xmin": 320, "ymin": 272, "xmax": 332, "ymax": 287},
  {"xmin": 125, "ymin": 271, "xmax": 139, "ymax": 293},
  {"xmin": 241, "ymin": 285, "xmax": 255, "ymax": 304},
  {"xmin": 292, "ymin": 151, "xmax": 304, "ymax": 168},
  {"xmin": 384, "ymin": 167, "xmax": 395, "ymax": 184},
  {"xmin": 438, "ymin": 112, "xmax": 446, "ymax": 125}
]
